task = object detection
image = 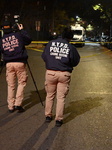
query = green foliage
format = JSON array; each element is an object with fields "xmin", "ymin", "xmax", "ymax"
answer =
[{"xmin": 53, "ymin": 9, "xmax": 70, "ymax": 34}]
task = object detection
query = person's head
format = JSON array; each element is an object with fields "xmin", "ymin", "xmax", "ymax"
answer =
[
  {"xmin": 62, "ymin": 27, "xmax": 73, "ymax": 41},
  {"xmin": 1, "ymin": 21, "xmax": 13, "ymax": 34}
]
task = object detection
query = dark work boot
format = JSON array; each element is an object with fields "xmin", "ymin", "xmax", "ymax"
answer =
[
  {"xmin": 45, "ymin": 116, "xmax": 52, "ymax": 122},
  {"xmin": 15, "ymin": 106, "xmax": 25, "ymax": 113},
  {"xmin": 8, "ymin": 106, "xmax": 15, "ymax": 113},
  {"xmin": 9, "ymin": 109, "xmax": 15, "ymax": 113},
  {"xmin": 55, "ymin": 120, "xmax": 63, "ymax": 127}
]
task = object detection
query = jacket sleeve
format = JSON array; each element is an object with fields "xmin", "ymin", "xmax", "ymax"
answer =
[
  {"xmin": 41, "ymin": 43, "xmax": 49, "ymax": 62},
  {"xmin": 41, "ymin": 50, "xmax": 45, "ymax": 62},
  {"xmin": 0, "ymin": 39, "xmax": 3, "ymax": 54},
  {"xmin": 0, "ymin": 40, "xmax": 1, "ymax": 54},
  {"xmin": 69, "ymin": 44, "xmax": 80, "ymax": 67},
  {"xmin": 20, "ymin": 30, "xmax": 32, "ymax": 45}
]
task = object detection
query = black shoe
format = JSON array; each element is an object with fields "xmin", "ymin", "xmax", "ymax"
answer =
[
  {"xmin": 46, "ymin": 116, "xmax": 52, "ymax": 122},
  {"xmin": 15, "ymin": 106, "xmax": 25, "ymax": 113},
  {"xmin": 55, "ymin": 120, "xmax": 63, "ymax": 127},
  {"xmin": 9, "ymin": 109, "xmax": 15, "ymax": 113}
]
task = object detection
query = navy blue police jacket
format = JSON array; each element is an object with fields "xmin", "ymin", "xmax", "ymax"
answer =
[
  {"xmin": 42, "ymin": 37, "xmax": 80, "ymax": 73},
  {"xmin": 0, "ymin": 29, "xmax": 32, "ymax": 64}
]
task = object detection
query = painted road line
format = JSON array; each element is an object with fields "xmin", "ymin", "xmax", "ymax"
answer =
[
  {"xmin": 31, "ymin": 41, "xmax": 112, "ymax": 44},
  {"xmin": 81, "ymin": 50, "xmax": 111, "ymax": 58},
  {"xmin": 28, "ymin": 48, "xmax": 43, "ymax": 52},
  {"xmin": 27, "ymin": 47, "xmax": 111, "ymax": 58},
  {"xmin": 32, "ymin": 41, "xmax": 48, "ymax": 44}
]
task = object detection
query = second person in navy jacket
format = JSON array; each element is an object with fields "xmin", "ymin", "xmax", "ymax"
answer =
[{"xmin": 42, "ymin": 27, "xmax": 80, "ymax": 127}]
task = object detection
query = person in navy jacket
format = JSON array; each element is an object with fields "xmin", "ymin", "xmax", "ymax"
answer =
[
  {"xmin": 42, "ymin": 27, "xmax": 80, "ymax": 127},
  {"xmin": 0, "ymin": 21, "xmax": 32, "ymax": 113}
]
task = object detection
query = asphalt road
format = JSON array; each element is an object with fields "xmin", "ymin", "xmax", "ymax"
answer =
[{"xmin": 0, "ymin": 42, "xmax": 112, "ymax": 150}]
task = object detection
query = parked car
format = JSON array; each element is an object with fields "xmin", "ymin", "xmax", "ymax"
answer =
[
  {"xmin": 100, "ymin": 35, "xmax": 109, "ymax": 46},
  {"xmin": 106, "ymin": 37, "xmax": 112, "ymax": 50}
]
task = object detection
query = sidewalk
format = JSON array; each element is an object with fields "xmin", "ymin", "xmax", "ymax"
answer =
[
  {"xmin": 26, "ymin": 43, "xmax": 44, "ymax": 49},
  {"xmin": 0, "ymin": 47, "xmax": 112, "ymax": 150}
]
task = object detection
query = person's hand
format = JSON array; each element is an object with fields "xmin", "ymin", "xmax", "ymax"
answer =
[{"xmin": 18, "ymin": 24, "xmax": 23, "ymax": 30}]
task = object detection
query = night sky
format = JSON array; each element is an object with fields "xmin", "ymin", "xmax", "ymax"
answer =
[
  {"xmin": 0, "ymin": 0, "xmax": 112, "ymax": 30},
  {"xmin": 0, "ymin": 0, "xmax": 111, "ymax": 18}
]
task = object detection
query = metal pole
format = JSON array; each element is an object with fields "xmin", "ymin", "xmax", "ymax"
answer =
[
  {"xmin": 0, "ymin": 65, "xmax": 4, "ymax": 75},
  {"xmin": 27, "ymin": 61, "xmax": 44, "ymax": 106},
  {"xmin": 0, "ymin": 61, "xmax": 5, "ymax": 75}
]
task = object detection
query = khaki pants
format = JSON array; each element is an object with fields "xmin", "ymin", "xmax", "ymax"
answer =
[
  {"xmin": 6, "ymin": 62, "xmax": 28, "ymax": 110},
  {"xmin": 45, "ymin": 70, "xmax": 71, "ymax": 121}
]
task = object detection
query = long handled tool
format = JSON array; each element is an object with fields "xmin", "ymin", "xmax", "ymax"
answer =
[
  {"xmin": 0, "ymin": 61, "xmax": 5, "ymax": 75},
  {"xmin": 27, "ymin": 61, "xmax": 44, "ymax": 106}
]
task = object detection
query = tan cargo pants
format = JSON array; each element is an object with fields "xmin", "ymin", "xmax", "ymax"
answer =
[
  {"xmin": 45, "ymin": 70, "xmax": 71, "ymax": 121},
  {"xmin": 6, "ymin": 62, "xmax": 28, "ymax": 110}
]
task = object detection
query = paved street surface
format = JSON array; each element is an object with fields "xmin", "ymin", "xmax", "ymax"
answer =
[{"xmin": 0, "ymin": 43, "xmax": 112, "ymax": 150}]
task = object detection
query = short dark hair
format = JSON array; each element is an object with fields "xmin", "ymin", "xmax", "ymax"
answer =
[
  {"xmin": 1, "ymin": 21, "xmax": 12, "ymax": 28},
  {"xmin": 62, "ymin": 27, "xmax": 73, "ymax": 39},
  {"xmin": 1, "ymin": 21, "xmax": 13, "ymax": 34}
]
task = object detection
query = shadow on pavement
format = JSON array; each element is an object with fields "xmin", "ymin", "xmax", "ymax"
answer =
[
  {"xmin": 19, "ymin": 122, "xmax": 59, "ymax": 150},
  {"xmin": 0, "ymin": 111, "xmax": 10, "ymax": 121},
  {"xmin": 0, "ymin": 89, "xmax": 46, "ymax": 128},
  {"xmin": 0, "ymin": 113, "xmax": 19, "ymax": 128},
  {"xmin": 19, "ymin": 122, "xmax": 50, "ymax": 150},
  {"xmin": 23, "ymin": 89, "xmax": 46, "ymax": 110},
  {"xmin": 64, "ymin": 97, "xmax": 103, "ymax": 124},
  {"xmin": 38, "ymin": 126, "xmax": 59, "ymax": 150}
]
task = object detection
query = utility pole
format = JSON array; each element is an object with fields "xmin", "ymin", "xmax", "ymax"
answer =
[{"xmin": 110, "ymin": 14, "xmax": 112, "ymax": 37}]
